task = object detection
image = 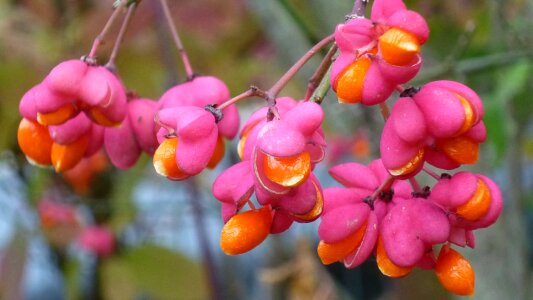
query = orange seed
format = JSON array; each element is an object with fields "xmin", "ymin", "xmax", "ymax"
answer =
[
  {"xmin": 379, "ymin": 28, "xmax": 420, "ymax": 66},
  {"xmin": 455, "ymin": 94, "xmax": 476, "ymax": 136},
  {"xmin": 376, "ymin": 236, "xmax": 413, "ymax": 278},
  {"xmin": 37, "ymin": 104, "xmax": 77, "ymax": 126},
  {"xmin": 17, "ymin": 118, "xmax": 53, "ymax": 166},
  {"xmin": 51, "ymin": 135, "xmax": 90, "ymax": 172},
  {"xmin": 334, "ymin": 57, "xmax": 372, "ymax": 104},
  {"xmin": 436, "ymin": 136, "xmax": 479, "ymax": 165},
  {"xmin": 263, "ymin": 151, "xmax": 311, "ymax": 187},
  {"xmin": 317, "ymin": 222, "xmax": 367, "ymax": 265},
  {"xmin": 220, "ymin": 206, "xmax": 273, "ymax": 255},
  {"xmin": 435, "ymin": 244, "xmax": 475, "ymax": 296},
  {"xmin": 456, "ymin": 179, "xmax": 491, "ymax": 221},
  {"xmin": 388, "ymin": 148, "xmax": 425, "ymax": 177},
  {"xmin": 153, "ymin": 138, "xmax": 189, "ymax": 180}
]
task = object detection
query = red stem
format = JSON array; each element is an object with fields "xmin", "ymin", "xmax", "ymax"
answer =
[
  {"xmin": 409, "ymin": 177, "xmax": 422, "ymax": 193},
  {"xmin": 247, "ymin": 200, "xmax": 256, "ymax": 211},
  {"xmin": 268, "ymin": 34, "xmax": 335, "ymax": 97},
  {"xmin": 215, "ymin": 35, "xmax": 335, "ymax": 116},
  {"xmin": 304, "ymin": 44, "xmax": 338, "ymax": 101},
  {"xmin": 379, "ymin": 102, "xmax": 390, "ymax": 120},
  {"xmin": 370, "ymin": 176, "xmax": 395, "ymax": 200},
  {"xmin": 87, "ymin": 0, "xmax": 127, "ymax": 59},
  {"xmin": 423, "ymin": 167, "xmax": 441, "ymax": 180},
  {"xmin": 106, "ymin": 2, "xmax": 137, "ymax": 69},
  {"xmin": 350, "ymin": 0, "xmax": 369, "ymax": 17},
  {"xmin": 159, "ymin": 0, "xmax": 194, "ymax": 80},
  {"xmin": 216, "ymin": 86, "xmax": 267, "ymax": 111}
]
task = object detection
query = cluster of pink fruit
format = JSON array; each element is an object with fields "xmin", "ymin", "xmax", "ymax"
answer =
[
  {"xmin": 317, "ymin": 0, "xmax": 502, "ymax": 296},
  {"xmin": 16, "ymin": 0, "xmax": 503, "ymax": 296},
  {"xmin": 17, "ymin": 58, "xmax": 238, "ymax": 174}
]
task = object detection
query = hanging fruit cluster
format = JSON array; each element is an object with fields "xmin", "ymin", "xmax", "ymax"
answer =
[{"xmin": 16, "ymin": 0, "xmax": 503, "ymax": 296}]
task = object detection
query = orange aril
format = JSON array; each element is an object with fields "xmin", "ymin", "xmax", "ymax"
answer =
[
  {"xmin": 334, "ymin": 57, "xmax": 372, "ymax": 104},
  {"xmin": 51, "ymin": 135, "xmax": 90, "ymax": 172},
  {"xmin": 376, "ymin": 236, "xmax": 413, "ymax": 278},
  {"xmin": 456, "ymin": 179, "xmax": 491, "ymax": 221},
  {"xmin": 153, "ymin": 138, "xmax": 189, "ymax": 180},
  {"xmin": 435, "ymin": 245, "xmax": 475, "ymax": 296},
  {"xmin": 18, "ymin": 118, "xmax": 53, "ymax": 166},
  {"xmin": 87, "ymin": 107, "xmax": 121, "ymax": 127},
  {"xmin": 237, "ymin": 118, "xmax": 262, "ymax": 160},
  {"xmin": 378, "ymin": 28, "xmax": 420, "ymax": 66},
  {"xmin": 263, "ymin": 151, "xmax": 311, "ymax": 187},
  {"xmin": 291, "ymin": 180, "xmax": 324, "ymax": 222},
  {"xmin": 388, "ymin": 148, "xmax": 425, "ymax": 177},
  {"xmin": 37, "ymin": 104, "xmax": 77, "ymax": 126},
  {"xmin": 220, "ymin": 206, "xmax": 272, "ymax": 255},
  {"xmin": 207, "ymin": 135, "xmax": 225, "ymax": 169},
  {"xmin": 436, "ymin": 136, "xmax": 478, "ymax": 165},
  {"xmin": 317, "ymin": 222, "xmax": 367, "ymax": 265},
  {"xmin": 455, "ymin": 94, "xmax": 476, "ymax": 136}
]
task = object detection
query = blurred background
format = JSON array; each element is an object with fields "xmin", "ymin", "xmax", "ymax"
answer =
[{"xmin": 1, "ymin": 0, "xmax": 533, "ymax": 299}]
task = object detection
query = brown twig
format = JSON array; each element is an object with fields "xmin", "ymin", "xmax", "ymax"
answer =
[
  {"xmin": 159, "ymin": 0, "xmax": 194, "ymax": 80},
  {"xmin": 304, "ymin": 44, "xmax": 338, "ymax": 101},
  {"xmin": 86, "ymin": 0, "xmax": 128, "ymax": 61},
  {"xmin": 105, "ymin": 2, "xmax": 138, "ymax": 70}
]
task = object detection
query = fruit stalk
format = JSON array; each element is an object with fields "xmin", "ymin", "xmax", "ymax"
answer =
[
  {"xmin": 87, "ymin": 0, "xmax": 128, "ymax": 60},
  {"xmin": 106, "ymin": 2, "xmax": 138, "ymax": 70},
  {"xmin": 159, "ymin": 0, "xmax": 195, "ymax": 80}
]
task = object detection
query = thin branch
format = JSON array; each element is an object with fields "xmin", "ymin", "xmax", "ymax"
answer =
[
  {"xmin": 216, "ymin": 86, "xmax": 268, "ymax": 110},
  {"xmin": 311, "ymin": 65, "xmax": 332, "ymax": 104},
  {"xmin": 423, "ymin": 167, "xmax": 440, "ymax": 180},
  {"xmin": 304, "ymin": 44, "xmax": 337, "ymax": 100},
  {"xmin": 369, "ymin": 176, "xmax": 395, "ymax": 200},
  {"xmin": 86, "ymin": 0, "xmax": 128, "ymax": 61},
  {"xmin": 379, "ymin": 102, "xmax": 390, "ymax": 120},
  {"xmin": 349, "ymin": 0, "xmax": 369, "ymax": 19},
  {"xmin": 159, "ymin": 0, "xmax": 195, "ymax": 80},
  {"xmin": 105, "ymin": 2, "xmax": 138, "ymax": 70},
  {"xmin": 409, "ymin": 177, "xmax": 422, "ymax": 193},
  {"xmin": 268, "ymin": 34, "xmax": 335, "ymax": 98}
]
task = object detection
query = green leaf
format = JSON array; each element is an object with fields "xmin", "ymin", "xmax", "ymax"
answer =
[
  {"xmin": 482, "ymin": 60, "xmax": 531, "ymax": 163},
  {"xmin": 101, "ymin": 245, "xmax": 208, "ymax": 299}
]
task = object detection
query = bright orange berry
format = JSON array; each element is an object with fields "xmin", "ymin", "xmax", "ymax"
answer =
[
  {"xmin": 436, "ymin": 136, "xmax": 479, "ymax": 165},
  {"xmin": 435, "ymin": 245, "xmax": 475, "ymax": 296},
  {"xmin": 263, "ymin": 151, "xmax": 311, "ymax": 187},
  {"xmin": 388, "ymin": 148, "xmax": 425, "ymax": 177},
  {"xmin": 317, "ymin": 222, "xmax": 367, "ymax": 265},
  {"xmin": 51, "ymin": 135, "xmax": 90, "ymax": 172},
  {"xmin": 87, "ymin": 107, "xmax": 121, "ymax": 127},
  {"xmin": 153, "ymin": 138, "xmax": 189, "ymax": 180},
  {"xmin": 220, "ymin": 206, "xmax": 272, "ymax": 255},
  {"xmin": 456, "ymin": 179, "xmax": 491, "ymax": 221},
  {"xmin": 379, "ymin": 28, "xmax": 420, "ymax": 66},
  {"xmin": 37, "ymin": 104, "xmax": 77, "ymax": 126},
  {"xmin": 334, "ymin": 57, "xmax": 372, "ymax": 104},
  {"xmin": 17, "ymin": 118, "xmax": 53, "ymax": 166},
  {"xmin": 455, "ymin": 94, "xmax": 476, "ymax": 136},
  {"xmin": 376, "ymin": 236, "xmax": 413, "ymax": 278}
]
